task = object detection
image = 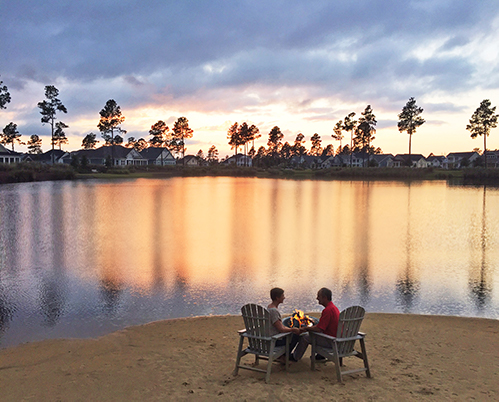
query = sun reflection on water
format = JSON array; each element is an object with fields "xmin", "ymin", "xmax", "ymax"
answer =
[{"xmin": 0, "ymin": 178, "xmax": 498, "ymax": 348}]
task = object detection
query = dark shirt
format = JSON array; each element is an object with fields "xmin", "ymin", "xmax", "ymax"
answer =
[{"xmin": 317, "ymin": 301, "xmax": 340, "ymax": 336}]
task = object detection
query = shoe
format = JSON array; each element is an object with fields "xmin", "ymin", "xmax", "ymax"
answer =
[
  {"xmin": 289, "ymin": 355, "xmax": 298, "ymax": 362},
  {"xmin": 314, "ymin": 354, "xmax": 326, "ymax": 361}
]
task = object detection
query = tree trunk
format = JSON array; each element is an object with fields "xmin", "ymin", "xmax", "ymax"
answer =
[
  {"xmin": 484, "ymin": 135, "xmax": 487, "ymax": 169},
  {"xmin": 409, "ymin": 133, "xmax": 412, "ymax": 156}
]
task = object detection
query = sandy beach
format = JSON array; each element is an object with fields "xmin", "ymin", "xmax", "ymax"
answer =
[{"xmin": 0, "ymin": 313, "xmax": 498, "ymax": 401}]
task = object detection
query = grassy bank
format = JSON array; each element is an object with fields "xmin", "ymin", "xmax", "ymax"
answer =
[
  {"xmin": 3, "ymin": 163, "xmax": 499, "ymax": 185},
  {"xmin": 0, "ymin": 163, "xmax": 76, "ymax": 184}
]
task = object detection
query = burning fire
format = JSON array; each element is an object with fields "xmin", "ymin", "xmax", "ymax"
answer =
[{"xmin": 289, "ymin": 309, "xmax": 315, "ymax": 328}]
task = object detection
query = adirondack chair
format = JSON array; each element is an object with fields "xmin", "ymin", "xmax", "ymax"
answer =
[
  {"xmin": 310, "ymin": 305, "xmax": 371, "ymax": 383},
  {"xmin": 233, "ymin": 303, "xmax": 291, "ymax": 383}
]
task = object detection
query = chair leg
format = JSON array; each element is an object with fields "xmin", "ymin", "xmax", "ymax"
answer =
[
  {"xmin": 265, "ymin": 340, "xmax": 276, "ymax": 383},
  {"xmin": 359, "ymin": 337, "xmax": 371, "ymax": 378},
  {"xmin": 311, "ymin": 335, "xmax": 316, "ymax": 371},
  {"xmin": 233, "ymin": 335, "xmax": 245, "ymax": 376},
  {"xmin": 332, "ymin": 342, "xmax": 343, "ymax": 384},
  {"xmin": 285, "ymin": 334, "xmax": 290, "ymax": 371}
]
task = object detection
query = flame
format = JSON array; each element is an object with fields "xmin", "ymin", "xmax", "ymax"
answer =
[{"xmin": 289, "ymin": 309, "xmax": 314, "ymax": 328}]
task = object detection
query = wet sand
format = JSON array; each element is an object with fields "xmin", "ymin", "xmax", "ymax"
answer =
[{"xmin": 0, "ymin": 313, "xmax": 498, "ymax": 401}]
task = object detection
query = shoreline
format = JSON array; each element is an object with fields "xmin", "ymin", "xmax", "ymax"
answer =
[
  {"xmin": 3, "ymin": 163, "xmax": 499, "ymax": 185},
  {"xmin": 1, "ymin": 313, "xmax": 497, "ymax": 400}
]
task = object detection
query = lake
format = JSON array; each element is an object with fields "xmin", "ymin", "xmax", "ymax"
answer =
[{"xmin": 0, "ymin": 177, "xmax": 498, "ymax": 348}]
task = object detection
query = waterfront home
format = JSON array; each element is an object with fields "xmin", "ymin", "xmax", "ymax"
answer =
[
  {"xmin": 369, "ymin": 154, "xmax": 394, "ymax": 167},
  {"xmin": 485, "ymin": 150, "xmax": 499, "ymax": 168},
  {"xmin": 27, "ymin": 149, "xmax": 69, "ymax": 164},
  {"xmin": 0, "ymin": 144, "xmax": 22, "ymax": 164},
  {"xmin": 426, "ymin": 154, "xmax": 448, "ymax": 169},
  {"xmin": 223, "ymin": 154, "xmax": 253, "ymax": 167},
  {"xmin": 177, "ymin": 155, "xmax": 204, "ymax": 166},
  {"xmin": 391, "ymin": 154, "xmax": 429, "ymax": 168},
  {"xmin": 446, "ymin": 151, "xmax": 480, "ymax": 169},
  {"xmin": 66, "ymin": 145, "xmax": 148, "ymax": 166},
  {"xmin": 139, "ymin": 147, "xmax": 176, "ymax": 166}
]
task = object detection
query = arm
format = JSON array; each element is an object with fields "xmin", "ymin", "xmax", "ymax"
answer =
[{"xmin": 273, "ymin": 320, "xmax": 301, "ymax": 335}]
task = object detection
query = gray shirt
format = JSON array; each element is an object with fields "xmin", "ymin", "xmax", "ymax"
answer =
[{"xmin": 268, "ymin": 307, "xmax": 281, "ymax": 336}]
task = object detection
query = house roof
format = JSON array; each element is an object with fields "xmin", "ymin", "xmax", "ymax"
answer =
[
  {"xmin": 30, "ymin": 149, "xmax": 67, "ymax": 161},
  {"xmin": 177, "ymin": 155, "xmax": 198, "ymax": 163},
  {"xmin": 427, "ymin": 155, "xmax": 446, "ymax": 161},
  {"xmin": 446, "ymin": 152, "xmax": 478, "ymax": 159},
  {"xmin": 394, "ymin": 154, "xmax": 426, "ymax": 162},
  {"xmin": 72, "ymin": 145, "xmax": 143, "ymax": 159},
  {"xmin": 140, "ymin": 147, "xmax": 172, "ymax": 159}
]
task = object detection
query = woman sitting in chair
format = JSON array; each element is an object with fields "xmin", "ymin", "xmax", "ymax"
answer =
[{"xmin": 268, "ymin": 287, "xmax": 301, "ymax": 359}]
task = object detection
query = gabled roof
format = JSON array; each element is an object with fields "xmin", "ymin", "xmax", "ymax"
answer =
[
  {"xmin": 30, "ymin": 149, "xmax": 67, "ymax": 161},
  {"xmin": 370, "ymin": 153, "xmax": 394, "ymax": 162},
  {"xmin": 177, "ymin": 155, "xmax": 198, "ymax": 164},
  {"xmin": 140, "ymin": 147, "xmax": 172, "ymax": 159},
  {"xmin": 72, "ymin": 145, "xmax": 142, "ymax": 159},
  {"xmin": 0, "ymin": 144, "xmax": 20, "ymax": 155},
  {"xmin": 446, "ymin": 151, "xmax": 479, "ymax": 159},
  {"xmin": 394, "ymin": 154, "xmax": 426, "ymax": 162},
  {"xmin": 426, "ymin": 155, "xmax": 447, "ymax": 161}
]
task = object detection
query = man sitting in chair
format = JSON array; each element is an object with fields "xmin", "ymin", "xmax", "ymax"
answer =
[
  {"xmin": 291, "ymin": 287, "xmax": 340, "ymax": 361},
  {"xmin": 268, "ymin": 287, "xmax": 301, "ymax": 359}
]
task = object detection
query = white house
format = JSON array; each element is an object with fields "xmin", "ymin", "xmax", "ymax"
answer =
[{"xmin": 140, "ymin": 147, "xmax": 176, "ymax": 165}]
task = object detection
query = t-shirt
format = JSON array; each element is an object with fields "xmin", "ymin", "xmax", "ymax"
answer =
[
  {"xmin": 317, "ymin": 302, "xmax": 340, "ymax": 336},
  {"xmin": 268, "ymin": 307, "xmax": 281, "ymax": 336}
]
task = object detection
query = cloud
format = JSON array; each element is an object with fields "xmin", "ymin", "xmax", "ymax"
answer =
[{"xmin": 2, "ymin": 1, "xmax": 499, "ymax": 155}]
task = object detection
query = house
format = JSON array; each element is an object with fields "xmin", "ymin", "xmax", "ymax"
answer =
[
  {"xmin": 369, "ymin": 154, "xmax": 394, "ymax": 167},
  {"xmin": 65, "ymin": 145, "xmax": 148, "ymax": 166},
  {"xmin": 177, "ymin": 155, "xmax": 202, "ymax": 166},
  {"xmin": 290, "ymin": 154, "xmax": 323, "ymax": 168},
  {"xmin": 139, "ymin": 147, "xmax": 176, "ymax": 166},
  {"xmin": 446, "ymin": 152, "xmax": 480, "ymax": 169},
  {"xmin": 426, "ymin": 154, "xmax": 448, "ymax": 169},
  {"xmin": 223, "ymin": 153, "xmax": 253, "ymax": 167},
  {"xmin": 485, "ymin": 150, "xmax": 499, "ymax": 168},
  {"xmin": 390, "ymin": 154, "xmax": 429, "ymax": 168},
  {"xmin": 28, "ymin": 149, "xmax": 69, "ymax": 164},
  {"xmin": 0, "ymin": 144, "xmax": 22, "ymax": 164}
]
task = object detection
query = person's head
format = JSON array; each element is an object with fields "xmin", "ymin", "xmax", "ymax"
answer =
[
  {"xmin": 270, "ymin": 287, "xmax": 285, "ymax": 303},
  {"xmin": 316, "ymin": 287, "xmax": 332, "ymax": 306}
]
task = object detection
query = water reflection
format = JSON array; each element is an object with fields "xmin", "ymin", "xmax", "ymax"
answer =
[
  {"xmin": 0, "ymin": 178, "xmax": 498, "ymax": 348},
  {"xmin": 468, "ymin": 186, "xmax": 492, "ymax": 310},
  {"xmin": 396, "ymin": 183, "xmax": 420, "ymax": 313}
]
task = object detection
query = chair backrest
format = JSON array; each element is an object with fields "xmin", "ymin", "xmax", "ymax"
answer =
[
  {"xmin": 336, "ymin": 305, "xmax": 365, "ymax": 356},
  {"xmin": 241, "ymin": 303, "xmax": 272, "ymax": 354}
]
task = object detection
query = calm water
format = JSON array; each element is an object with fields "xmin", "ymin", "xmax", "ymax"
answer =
[{"xmin": 0, "ymin": 177, "xmax": 498, "ymax": 348}]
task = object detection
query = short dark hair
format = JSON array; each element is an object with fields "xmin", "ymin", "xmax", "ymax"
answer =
[
  {"xmin": 270, "ymin": 287, "xmax": 284, "ymax": 301},
  {"xmin": 319, "ymin": 287, "xmax": 332, "ymax": 301}
]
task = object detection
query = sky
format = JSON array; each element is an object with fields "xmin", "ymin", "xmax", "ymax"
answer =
[{"xmin": 2, "ymin": 0, "xmax": 499, "ymax": 158}]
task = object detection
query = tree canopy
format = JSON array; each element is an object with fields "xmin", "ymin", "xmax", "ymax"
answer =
[
  {"xmin": 37, "ymin": 85, "xmax": 67, "ymax": 158},
  {"xmin": 466, "ymin": 99, "xmax": 498, "ymax": 168},
  {"xmin": 0, "ymin": 77, "xmax": 11, "ymax": 109},
  {"xmin": 398, "ymin": 97, "xmax": 425, "ymax": 155},
  {"xmin": 98, "ymin": 99, "xmax": 126, "ymax": 145},
  {"xmin": 1, "ymin": 122, "xmax": 22, "ymax": 151}
]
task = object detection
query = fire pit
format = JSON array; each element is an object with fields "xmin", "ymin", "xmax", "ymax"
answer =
[{"xmin": 282, "ymin": 309, "xmax": 319, "ymax": 328}]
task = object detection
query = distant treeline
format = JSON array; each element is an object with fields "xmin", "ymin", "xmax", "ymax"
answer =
[{"xmin": 3, "ymin": 163, "xmax": 499, "ymax": 185}]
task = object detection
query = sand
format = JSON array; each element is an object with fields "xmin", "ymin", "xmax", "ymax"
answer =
[{"xmin": 0, "ymin": 313, "xmax": 498, "ymax": 401}]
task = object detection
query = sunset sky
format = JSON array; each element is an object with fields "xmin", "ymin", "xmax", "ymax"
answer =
[{"xmin": 2, "ymin": 1, "xmax": 499, "ymax": 158}]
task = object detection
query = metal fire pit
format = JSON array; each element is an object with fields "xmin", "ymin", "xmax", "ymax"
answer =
[{"xmin": 282, "ymin": 315, "xmax": 319, "ymax": 328}]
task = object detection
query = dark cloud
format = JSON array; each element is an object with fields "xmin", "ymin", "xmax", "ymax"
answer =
[{"xmin": 1, "ymin": 0, "xmax": 498, "ymax": 152}]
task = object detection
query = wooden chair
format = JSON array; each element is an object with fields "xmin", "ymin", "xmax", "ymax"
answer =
[
  {"xmin": 233, "ymin": 303, "xmax": 291, "ymax": 383},
  {"xmin": 310, "ymin": 305, "xmax": 371, "ymax": 383}
]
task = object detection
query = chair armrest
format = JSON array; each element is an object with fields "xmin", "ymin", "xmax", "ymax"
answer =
[
  {"xmin": 311, "ymin": 332, "xmax": 337, "ymax": 341},
  {"xmin": 238, "ymin": 329, "xmax": 247, "ymax": 334},
  {"xmin": 312, "ymin": 332, "xmax": 363, "ymax": 342},
  {"xmin": 272, "ymin": 332, "xmax": 292, "ymax": 340}
]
